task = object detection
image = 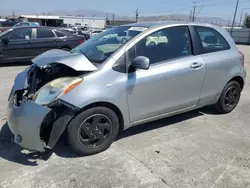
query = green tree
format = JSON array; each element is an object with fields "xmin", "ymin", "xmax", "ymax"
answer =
[{"xmin": 244, "ymin": 15, "xmax": 250, "ymax": 28}]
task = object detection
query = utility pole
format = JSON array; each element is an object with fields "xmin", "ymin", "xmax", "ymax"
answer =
[
  {"xmin": 190, "ymin": 10, "xmax": 193, "ymax": 21},
  {"xmin": 192, "ymin": 1, "xmax": 196, "ymax": 22},
  {"xmin": 231, "ymin": 0, "xmax": 239, "ymax": 30},
  {"xmin": 112, "ymin": 13, "xmax": 115, "ymax": 25},
  {"xmin": 136, "ymin": 9, "xmax": 139, "ymax": 23}
]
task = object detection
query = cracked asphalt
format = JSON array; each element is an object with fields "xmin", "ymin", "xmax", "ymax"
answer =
[{"xmin": 0, "ymin": 45, "xmax": 250, "ymax": 188}]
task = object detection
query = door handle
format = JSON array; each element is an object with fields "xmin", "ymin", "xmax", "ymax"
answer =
[{"xmin": 190, "ymin": 62, "xmax": 202, "ymax": 69}]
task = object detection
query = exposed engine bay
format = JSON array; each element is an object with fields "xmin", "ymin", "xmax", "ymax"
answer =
[
  {"xmin": 28, "ymin": 63, "xmax": 87, "ymax": 99},
  {"xmin": 11, "ymin": 63, "xmax": 89, "ymax": 149}
]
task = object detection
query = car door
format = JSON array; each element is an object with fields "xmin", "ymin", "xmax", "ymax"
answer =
[
  {"xmin": 1, "ymin": 27, "xmax": 34, "ymax": 62},
  {"xmin": 33, "ymin": 27, "xmax": 62, "ymax": 56},
  {"xmin": 192, "ymin": 26, "xmax": 235, "ymax": 105},
  {"xmin": 126, "ymin": 26, "xmax": 206, "ymax": 123}
]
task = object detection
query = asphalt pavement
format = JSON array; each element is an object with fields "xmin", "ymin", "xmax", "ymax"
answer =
[{"xmin": 0, "ymin": 45, "xmax": 250, "ymax": 188}]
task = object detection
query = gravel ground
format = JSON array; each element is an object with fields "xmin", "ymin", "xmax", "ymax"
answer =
[{"xmin": 0, "ymin": 45, "xmax": 250, "ymax": 188}]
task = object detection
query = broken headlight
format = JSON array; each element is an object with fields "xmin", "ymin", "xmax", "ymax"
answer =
[{"xmin": 33, "ymin": 77, "xmax": 83, "ymax": 105}]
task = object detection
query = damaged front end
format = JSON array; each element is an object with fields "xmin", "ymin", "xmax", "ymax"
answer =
[{"xmin": 7, "ymin": 49, "xmax": 96, "ymax": 152}]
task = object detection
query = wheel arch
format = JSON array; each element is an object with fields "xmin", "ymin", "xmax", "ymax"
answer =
[
  {"xmin": 228, "ymin": 76, "xmax": 244, "ymax": 91},
  {"xmin": 213, "ymin": 74, "xmax": 245, "ymax": 105},
  {"xmin": 60, "ymin": 46, "xmax": 71, "ymax": 51}
]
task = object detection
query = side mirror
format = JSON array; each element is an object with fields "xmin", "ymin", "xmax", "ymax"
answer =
[
  {"xmin": 2, "ymin": 38, "xmax": 9, "ymax": 44},
  {"xmin": 131, "ymin": 56, "xmax": 150, "ymax": 70}
]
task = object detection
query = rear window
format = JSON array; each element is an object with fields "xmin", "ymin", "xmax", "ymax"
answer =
[
  {"xmin": 37, "ymin": 28, "xmax": 55, "ymax": 38},
  {"xmin": 195, "ymin": 26, "xmax": 230, "ymax": 54},
  {"xmin": 54, "ymin": 30, "xmax": 67, "ymax": 37}
]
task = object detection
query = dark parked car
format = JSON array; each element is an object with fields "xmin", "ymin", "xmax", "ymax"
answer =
[
  {"xmin": 76, "ymin": 30, "xmax": 91, "ymax": 40},
  {"xmin": 57, "ymin": 28, "xmax": 90, "ymax": 40},
  {"xmin": 0, "ymin": 26, "xmax": 86, "ymax": 63},
  {"xmin": 0, "ymin": 18, "xmax": 26, "ymax": 27}
]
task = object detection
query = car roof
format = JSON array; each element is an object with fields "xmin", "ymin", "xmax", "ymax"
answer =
[
  {"xmin": 123, "ymin": 21, "xmax": 215, "ymax": 29},
  {"xmin": 12, "ymin": 26, "xmax": 62, "ymax": 30},
  {"xmin": 12, "ymin": 26, "xmax": 45, "ymax": 29}
]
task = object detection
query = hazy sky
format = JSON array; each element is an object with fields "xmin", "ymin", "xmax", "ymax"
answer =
[{"xmin": 1, "ymin": 0, "xmax": 250, "ymax": 21}]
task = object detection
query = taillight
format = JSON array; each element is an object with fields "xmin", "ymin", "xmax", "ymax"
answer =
[
  {"xmin": 79, "ymin": 40, "xmax": 84, "ymax": 44},
  {"xmin": 239, "ymin": 51, "xmax": 245, "ymax": 66}
]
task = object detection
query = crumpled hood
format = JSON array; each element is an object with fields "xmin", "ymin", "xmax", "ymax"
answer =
[{"xmin": 32, "ymin": 49, "xmax": 97, "ymax": 71}]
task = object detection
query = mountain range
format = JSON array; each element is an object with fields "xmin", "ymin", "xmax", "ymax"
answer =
[{"xmin": 0, "ymin": 9, "xmax": 227, "ymax": 25}]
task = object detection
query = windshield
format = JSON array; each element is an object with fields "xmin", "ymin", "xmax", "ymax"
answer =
[
  {"xmin": 71, "ymin": 26, "xmax": 148, "ymax": 64},
  {"xmin": 0, "ymin": 28, "xmax": 12, "ymax": 38}
]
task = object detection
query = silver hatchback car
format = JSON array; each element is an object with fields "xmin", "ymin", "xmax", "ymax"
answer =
[{"xmin": 7, "ymin": 22, "xmax": 246, "ymax": 155}]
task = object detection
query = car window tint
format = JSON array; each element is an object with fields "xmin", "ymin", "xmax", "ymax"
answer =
[
  {"xmin": 55, "ymin": 31, "xmax": 66, "ymax": 37},
  {"xmin": 195, "ymin": 26, "xmax": 230, "ymax": 53},
  {"xmin": 8, "ymin": 28, "xmax": 32, "ymax": 40},
  {"xmin": 133, "ymin": 26, "xmax": 192, "ymax": 65},
  {"xmin": 37, "ymin": 28, "xmax": 55, "ymax": 38},
  {"xmin": 18, "ymin": 23, "xmax": 29, "ymax": 26}
]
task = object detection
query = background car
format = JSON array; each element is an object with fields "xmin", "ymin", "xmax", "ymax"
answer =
[
  {"xmin": 90, "ymin": 30, "xmax": 103, "ymax": 37},
  {"xmin": 0, "ymin": 18, "xmax": 26, "ymax": 27},
  {"xmin": 58, "ymin": 28, "xmax": 91, "ymax": 40},
  {"xmin": 0, "ymin": 26, "xmax": 86, "ymax": 63},
  {"xmin": 0, "ymin": 27, "xmax": 9, "ymax": 33},
  {"xmin": 13, "ymin": 22, "xmax": 40, "ymax": 27}
]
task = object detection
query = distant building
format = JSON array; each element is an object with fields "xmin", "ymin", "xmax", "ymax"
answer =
[{"xmin": 20, "ymin": 15, "xmax": 106, "ymax": 29}]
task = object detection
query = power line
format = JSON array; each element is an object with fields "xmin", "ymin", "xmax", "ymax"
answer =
[
  {"xmin": 195, "ymin": 0, "xmax": 230, "ymax": 3},
  {"xmin": 195, "ymin": 4, "xmax": 204, "ymax": 19},
  {"xmin": 239, "ymin": 8, "xmax": 250, "ymax": 26},
  {"xmin": 202, "ymin": 0, "xmax": 250, "ymax": 7},
  {"xmin": 139, "ymin": 6, "xmax": 193, "ymax": 14}
]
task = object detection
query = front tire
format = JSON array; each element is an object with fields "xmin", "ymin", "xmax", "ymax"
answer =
[
  {"xmin": 67, "ymin": 107, "xmax": 119, "ymax": 156},
  {"xmin": 215, "ymin": 81, "xmax": 241, "ymax": 114}
]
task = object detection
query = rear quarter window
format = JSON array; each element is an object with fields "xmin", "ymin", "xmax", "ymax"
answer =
[
  {"xmin": 54, "ymin": 30, "xmax": 67, "ymax": 37},
  {"xmin": 37, "ymin": 28, "xmax": 55, "ymax": 38},
  {"xmin": 195, "ymin": 26, "xmax": 230, "ymax": 54}
]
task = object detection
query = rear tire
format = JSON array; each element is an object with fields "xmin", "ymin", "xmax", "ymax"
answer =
[
  {"xmin": 67, "ymin": 107, "xmax": 119, "ymax": 156},
  {"xmin": 215, "ymin": 81, "xmax": 241, "ymax": 114}
]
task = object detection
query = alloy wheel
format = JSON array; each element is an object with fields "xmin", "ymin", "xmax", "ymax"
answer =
[{"xmin": 78, "ymin": 114, "xmax": 112, "ymax": 148}]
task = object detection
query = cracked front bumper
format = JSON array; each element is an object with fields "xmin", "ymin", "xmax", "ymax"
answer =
[
  {"xmin": 6, "ymin": 66, "xmax": 78, "ymax": 152},
  {"xmin": 7, "ymin": 99, "xmax": 51, "ymax": 152}
]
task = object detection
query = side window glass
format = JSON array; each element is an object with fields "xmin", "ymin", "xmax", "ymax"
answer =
[
  {"xmin": 146, "ymin": 31, "xmax": 168, "ymax": 46},
  {"xmin": 8, "ymin": 28, "xmax": 32, "ymax": 40},
  {"xmin": 37, "ymin": 28, "xmax": 55, "ymax": 38},
  {"xmin": 195, "ymin": 26, "xmax": 230, "ymax": 53},
  {"xmin": 133, "ymin": 26, "xmax": 192, "ymax": 65},
  {"xmin": 55, "ymin": 31, "xmax": 66, "ymax": 37}
]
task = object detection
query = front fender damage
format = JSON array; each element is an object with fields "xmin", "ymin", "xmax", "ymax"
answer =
[{"xmin": 41, "ymin": 100, "xmax": 80, "ymax": 150}]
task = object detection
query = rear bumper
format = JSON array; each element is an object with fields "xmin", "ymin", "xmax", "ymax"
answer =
[{"xmin": 7, "ymin": 100, "xmax": 51, "ymax": 152}]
